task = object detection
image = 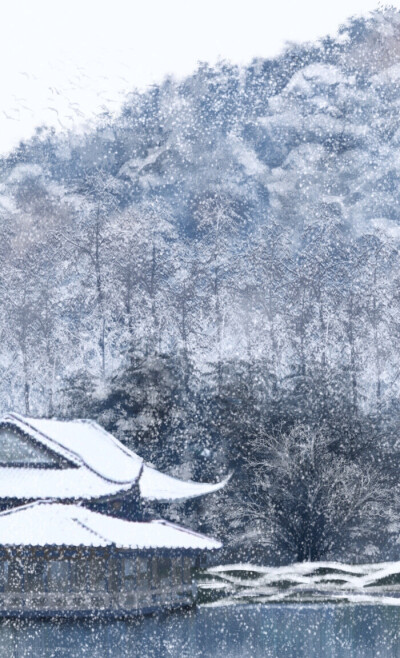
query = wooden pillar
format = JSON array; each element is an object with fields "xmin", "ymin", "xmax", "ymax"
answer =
[
  {"xmin": 21, "ymin": 549, "xmax": 25, "ymax": 595},
  {"xmin": 67, "ymin": 557, "xmax": 72, "ymax": 595},
  {"xmin": 0, "ymin": 557, "xmax": 4, "ymax": 593},
  {"xmin": 86, "ymin": 551, "xmax": 90, "ymax": 593},
  {"xmin": 181, "ymin": 553, "xmax": 184, "ymax": 588},
  {"xmin": 134, "ymin": 554, "xmax": 137, "ymax": 590},
  {"xmin": 43, "ymin": 556, "xmax": 48, "ymax": 593},
  {"xmin": 149, "ymin": 555, "xmax": 152, "ymax": 591},
  {"xmin": 105, "ymin": 551, "xmax": 109, "ymax": 594}
]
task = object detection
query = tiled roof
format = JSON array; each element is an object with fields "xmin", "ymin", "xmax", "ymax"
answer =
[
  {"xmin": 0, "ymin": 414, "xmax": 229, "ymax": 502},
  {"xmin": 0, "ymin": 501, "xmax": 222, "ymax": 550}
]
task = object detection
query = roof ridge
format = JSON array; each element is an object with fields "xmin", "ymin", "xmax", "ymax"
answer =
[
  {"xmin": 71, "ymin": 516, "xmax": 111, "ymax": 546},
  {"xmin": 3, "ymin": 414, "xmax": 141, "ymax": 486},
  {"xmin": 0, "ymin": 498, "xmax": 62, "ymax": 518},
  {"xmin": 10, "ymin": 414, "xmax": 141, "ymax": 464},
  {"xmin": 77, "ymin": 418, "xmax": 143, "ymax": 462},
  {"xmin": 4, "ymin": 413, "xmax": 83, "ymax": 468},
  {"xmin": 152, "ymin": 518, "xmax": 222, "ymax": 542}
]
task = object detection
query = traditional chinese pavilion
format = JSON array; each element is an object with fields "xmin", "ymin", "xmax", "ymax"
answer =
[{"xmin": 0, "ymin": 413, "xmax": 226, "ymax": 617}]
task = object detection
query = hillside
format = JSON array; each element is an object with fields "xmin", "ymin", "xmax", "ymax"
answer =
[{"xmin": 1, "ymin": 9, "xmax": 400, "ymax": 561}]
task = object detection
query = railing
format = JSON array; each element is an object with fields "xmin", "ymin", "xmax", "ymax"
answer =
[{"xmin": 0, "ymin": 585, "xmax": 195, "ymax": 615}]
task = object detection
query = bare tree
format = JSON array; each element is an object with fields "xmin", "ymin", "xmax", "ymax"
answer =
[{"xmin": 234, "ymin": 424, "xmax": 390, "ymax": 562}]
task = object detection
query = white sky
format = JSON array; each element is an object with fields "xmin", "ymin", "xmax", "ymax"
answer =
[{"xmin": 0, "ymin": 0, "xmax": 395, "ymax": 154}]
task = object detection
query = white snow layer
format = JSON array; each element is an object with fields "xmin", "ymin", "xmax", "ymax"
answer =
[
  {"xmin": 371, "ymin": 63, "xmax": 400, "ymax": 85},
  {"xmin": 284, "ymin": 64, "xmax": 347, "ymax": 95},
  {"xmin": 0, "ymin": 466, "xmax": 133, "ymax": 500},
  {"xmin": 6, "ymin": 414, "xmax": 142, "ymax": 483},
  {"xmin": 139, "ymin": 465, "xmax": 230, "ymax": 501},
  {"xmin": 0, "ymin": 413, "xmax": 228, "ymax": 502},
  {"xmin": 199, "ymin": 561, "xmax": 400, "ymax": 606},
  {"xmin": 0, "ymin": 501, "xmax": 222, "ymax": 550}
]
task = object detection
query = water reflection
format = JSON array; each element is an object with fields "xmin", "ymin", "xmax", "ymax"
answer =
[{"xmin": 0, "ymin": 604, "xmax": 399, "ymax": 657}]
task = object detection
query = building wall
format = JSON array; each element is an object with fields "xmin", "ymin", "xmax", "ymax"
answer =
[{"xmin": 0, "ymin": 549, "xmax": 196, "ymax": 616}]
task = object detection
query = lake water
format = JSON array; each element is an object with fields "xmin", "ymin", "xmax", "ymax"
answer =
[{"xmin": 1, "ymin": 604, "xmax": 400, "ymax": 657}]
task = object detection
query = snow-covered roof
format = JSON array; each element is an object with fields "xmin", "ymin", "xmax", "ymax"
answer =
[
  {"xmin": 0, "ymin": 501, "xmax": 222, "ymax": 551},
  {"xmin": 3, "ymin": 414, "xmax": 142, "ymax": 483},
  {"xmin": 0, "ymin": 466, "xmax": 134, "ymax": 501},
  {"xmin": 139, "ymin": 464, "xmax": 229, "ymax": 501},
  {"xmin": 0, "ymin": 413, "xmax": 228, "ymax": 502}
]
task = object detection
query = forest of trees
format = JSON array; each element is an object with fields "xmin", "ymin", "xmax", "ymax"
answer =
[{"xmin": 1, "ymin": 9, "xmax": 400, "ymax": 562}]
